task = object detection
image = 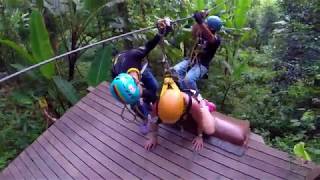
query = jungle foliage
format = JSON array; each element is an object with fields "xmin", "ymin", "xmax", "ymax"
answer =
[{"xmin": 0, "ymin": 0, "xmax": 319, "ymax": 169}]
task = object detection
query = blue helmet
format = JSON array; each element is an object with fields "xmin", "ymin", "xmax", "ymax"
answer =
[
  {"xmin": 110, "ymin": 73, "xmax": 140, "ymax": 105},
  {"xmin": 206, "ymin": 16, "xmax": 222, "ymax": 32}
]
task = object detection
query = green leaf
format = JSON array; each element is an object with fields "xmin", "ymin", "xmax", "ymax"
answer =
[
  {"xmin": 194, "ymin": 0, "xmax": 205, "ymax": 11},
  {"xmin": 0, "ymin": 39, "xmax": 35, "ymax": 64},
  {"xmin": 233, "ymin": 62, "xmax": 248, "ymax": 80},
  {"xmin": 301, "ymin": 111, "xmax": 316, "ymax": 123},
  {"xmin": 10, "ymin": 91, "xmax": 33, "ymax": 106},
  {"xmin": 84, "ymin": 0, "xmax": 105, "ymax": 12},
  {"xmin": 234, "ymin": 0, "xmax": 251, "ymax": 28},
  {"xmin": 4, "ymin": 0, "xmax": 24, "ymax": 8},
  {"xmin": 214, "ymin": 0, "xmax": 226, "ymax": 12},
  {"xmin": 87, "ymin": 46, "xmax": 112, "ymax": 87},
  {"xmin": 294, "ymin": 142, "xmax": 311, "ymax": 161},
  {"xmin": 53, "ymin": 76, "xmax": 80, "ymax": 105},
  {"xmin": 36, "ymin": 0, "xmax": 44, "ymax": 9},
  {"xmin": 30, "ymin": 10, "xmax": 55, "ymax": 79}
]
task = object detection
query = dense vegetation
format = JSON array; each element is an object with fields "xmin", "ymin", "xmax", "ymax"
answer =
[{"xmin": 0, "ymin": 0, "xmax": 319, "ymax": 169}]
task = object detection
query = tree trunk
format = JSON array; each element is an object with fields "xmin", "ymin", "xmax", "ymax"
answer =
[
  {"xmin": 68, "ymin": 30, "xmax": 79, "ymax": 80},
  {"xmin": 117, "ymin": 2, "xmax": 133, "ymax": 49}
]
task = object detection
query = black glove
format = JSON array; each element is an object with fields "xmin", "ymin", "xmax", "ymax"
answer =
[
  {"xmin": 193, "ymin": 11, "xmax": 208, "ymax": 24},
  {"xmin": 156, "ymin": 18, "xmax": 172, "ymax": 36}
]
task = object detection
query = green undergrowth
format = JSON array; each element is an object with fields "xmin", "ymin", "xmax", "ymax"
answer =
[{"xmin": 0, "ymin": 84, "xmax": 46, "ymax": 170}]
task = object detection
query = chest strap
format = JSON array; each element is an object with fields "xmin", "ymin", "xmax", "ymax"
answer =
[{"xmin": 180, "ymin": 93, "xmax": 193, "ymax": 120}]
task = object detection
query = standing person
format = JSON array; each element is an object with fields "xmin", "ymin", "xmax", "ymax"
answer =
[
  {"xmin": 173, "ymin": 12, "xmax": 222, "ymax": 91},
  {"xmin": 110, "ymin": 18, "xmax": 172, "ymax": 133}
]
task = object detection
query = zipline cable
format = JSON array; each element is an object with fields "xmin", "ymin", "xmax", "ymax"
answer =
[
  {"xmin": 0, "ymin": 27, "xmax": 154, "ymax": 84},
  {"xmin": 0, "ymin": 4, "xmax": 223, "ymax": 84}
]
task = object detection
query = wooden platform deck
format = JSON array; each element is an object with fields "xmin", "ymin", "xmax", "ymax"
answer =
[{"xmin": 1, "ymin": 82, "xmax": 319, "ymax": 180}]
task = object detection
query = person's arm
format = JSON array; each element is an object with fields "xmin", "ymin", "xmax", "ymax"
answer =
[
  {"xmin": 135, "ymin": 34, "xmax": 161, "ymax": 59},
  {"xmin": 192, "ymin": 11, "xmax": 216, "ymax": 44},
  {"xmin": 188, "ymin": 96, "xmax": 205, "ymax": 136},
  {"xmin": 144, "ymin": 121, "xmax": 159, "ymax": 150},
  {"xmin": 189, "ymin": 97, "xmax": 205, "ymax": 151},
  {"xmin": 135, "ymin": 18, "xmax": 172, "ymax": 60},
  {"xmin": 192, "ymin": 23, "xmax": 216, "ymax": 44}
]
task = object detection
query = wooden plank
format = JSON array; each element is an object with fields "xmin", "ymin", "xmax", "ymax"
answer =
[
  {"xmin": 157, "ymin": 123, "xmax": 308, "ymax": 179},
  {"xmin": 81, "ymin": 96, "xmax": 273, "ymax": 180},
  {"xmin": 100, "ymin": 81, "xmax": 316, "ymax": 170},
  {"xmin": 77, "ymin": 99, "xmax": 235, "ymax": 180},
  {"xmin": 87, "ymin": 86, "xmax": 95, "ymax": 92},
  {"xmin": 13, "ymin": 155, "xmax": 35, "ymax": 179},
  {"xmin": 31, "ymin": 140, "xmax": 73, "ymax": 179},
  {"xmin": 6, "ymin": 163, "xmax": 23, "ymax": 180},
  {"xmin": 250, "ymin": 133, "xmax": 265, "ymax": 144},
  {"xmin": 86, "ymin": 91, "xmax": 288, "ymax": 180},
  {"xmin": 53, "ymin": 118, "xmax": 142, "ymax": 180},
  {"xmin": 76, "ymin": 101, "xmax": 210, "ymax": 180},
  {"xmin": 161, "ymin": 125, "xmax": 307, "ymax": 178},
  {"xmin": 25, "ymin": 144, "xmax": 59, "ymax": 179},
  {"xmin": 1, "ymin": 167, "xmax": 15, "ymax": 180},
  {"xmin": 248, "ymin": 140, "xmax": 315, "ymax": 169},
  {"xmin": 19, "ymin": 149, "xmax": 46, "ymax": 179},
  {"xmin": 94, "ymin": 84, "xmax": 311, "ymax": 177},
  {"xmin": 37, "ymin": 134, "xmax": 86, "ymax": 179},
  {"xmin": 246, "ymin": 148, "xmax": 308, "ymax": 176},
  {"xmin": 159, "ymin": 125, "xmax": 305, "ymax": 180},
  {"xmin": 73, "ymin": 102, "xmax": 206, "ymax": 180},
  {"xmin": 0, "ymin": 170, "xmax": 4, "ymax": 180},
  {"xmin": 0, "ymin": 170, "xmax": 3, "ymax": 180},
  {"xmin": 76, "ymin": 99, "xmax": 244, "ymax": 179},
  {"xmin": 154, "ymin": 122, "xmax": 306, "ymax": 179},
  {"xmin": 63, "ymin": 114, "xmax": 160, "ymax": 180},
  {"xmin": 97, "ymin": 82, "xmax": 124, "ymax": 107},
  {"xmin": 68, "ymin": 108, "xmax": 225, "ymax": 180},
  {"xmin": 306, "ymin": 167, "xmax": 320, "ymax": 180},
  {"xmin": 206, "ymin": 136, "xmax": 247, "ymax": 156},
  {"xmin": 43, "ymin": 130, "xmax": 99, "ymax": 179},
  {"xmin": 46, "ymin": 126, "xmax": 114, "ymax": 180},
  {"xmin": 65, "ymin": 110, "xmax": 179, "ymax": 180}
]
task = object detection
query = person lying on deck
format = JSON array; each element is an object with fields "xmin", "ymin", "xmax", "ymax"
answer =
[
  {"xmin": 173, "ymin": 11, "xmax": 222, "ymax": 91},
  {"xmin": 144, "ymin": 77, "xmax": 216, "ymax": 151},
  {"xmin": 110, "ymin": 18, "xmax": 172, "ymax": 132}
]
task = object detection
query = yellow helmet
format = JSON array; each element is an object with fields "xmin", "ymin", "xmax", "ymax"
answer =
[{"xmin": 157, "ymin": 88, "xmax": 185, "ymax": 124}]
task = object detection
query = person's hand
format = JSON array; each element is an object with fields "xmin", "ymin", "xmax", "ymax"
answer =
[
  {"xmin": 156, "ymin": 17, "xmax": 172, "ymax": 36},
  {"xmin": 144, "ymin": 135, "xmax": 158, "ymax": 151},
  {"xmin": 192, "ymin": 135, "xmax": 204, "ymax": 151},
  {"xmin": 193, "ymin": 11, "xmax": 209, "ymax": 24}
]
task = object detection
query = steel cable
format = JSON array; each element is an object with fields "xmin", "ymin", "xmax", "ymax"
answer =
[{"xmin": 0, "ymin": 3, "xmax": 224, "ymax": 84}]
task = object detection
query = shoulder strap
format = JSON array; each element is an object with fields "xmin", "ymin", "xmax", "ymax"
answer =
[
  {"xmin": 181, "ymin": 93, "xmax": 192, "ymax": 119},
  {"xmin": 185, "ymin": 93, "xmax": 193, "ymax": 114}
]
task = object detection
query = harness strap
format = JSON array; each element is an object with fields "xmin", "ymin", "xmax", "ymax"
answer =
[
  {"xmin": 181, "ymin": 93, "xmax": 193, "ymax": 119},
  {"xmin": 189, "ymin": 32, "xmax": 204, "ymax": 66}
]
